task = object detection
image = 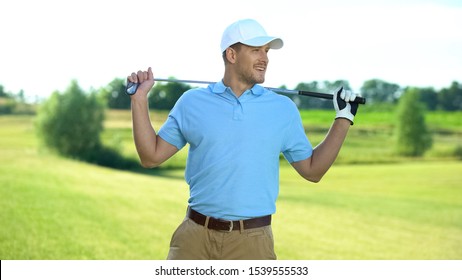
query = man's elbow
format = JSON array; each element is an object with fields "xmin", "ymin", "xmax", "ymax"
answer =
[
  {"xmin": 304, "ymin": 174, "xmax": 323, "ymax": 183},
  {"xmin": 292, "ymin": 159, "xmax": 325, "ymax": 183},
  {"xmin": 140, "ymin": 158, "xmax": 162, "ymax": 168},
  {"xmin": 301, "ymin": 169, "xmax": 327, "ymax": 183}
]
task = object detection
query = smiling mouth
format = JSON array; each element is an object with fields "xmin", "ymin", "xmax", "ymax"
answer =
[{"xmin": 255, "ymin": 65, "xmax": 267, "ymax": 72}]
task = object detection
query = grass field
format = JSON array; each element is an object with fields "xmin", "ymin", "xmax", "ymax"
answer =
[{"xmin": 1, "ymin": 111, "xmax": 461, "ymax": 259}]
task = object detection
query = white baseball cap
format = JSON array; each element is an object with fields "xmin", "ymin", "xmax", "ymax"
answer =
[{"xmin": 220, "ymin": 19, "xmax": 284, "ymax": 53}]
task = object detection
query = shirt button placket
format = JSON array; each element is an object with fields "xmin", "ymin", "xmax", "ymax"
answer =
[{"xmin": 233, "ymin": 100, "xmax": 243, "ymax": 120}]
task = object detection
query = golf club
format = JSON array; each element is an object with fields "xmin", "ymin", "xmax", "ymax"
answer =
[{"xmin": 126, "ymin": 78, "xmax": 366, "ymax": 104}]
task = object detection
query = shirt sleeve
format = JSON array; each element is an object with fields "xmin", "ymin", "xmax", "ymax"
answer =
[
  {"xmin": 281, "ymin": 107, "xmax": 313, "ymax": 163},
  {"xmin": 158, "ymin": 101, "xmax": 187, "ymax": 150}
]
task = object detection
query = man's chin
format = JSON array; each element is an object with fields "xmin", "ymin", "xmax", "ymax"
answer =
[{"xmin": 255, "ymin": 76, "xmax": 265, "ymax": 84}]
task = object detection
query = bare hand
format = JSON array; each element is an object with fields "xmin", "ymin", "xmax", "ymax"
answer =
[{"xmin": 127, "ymin": 67, "xmax": 155, "ymax": 97}]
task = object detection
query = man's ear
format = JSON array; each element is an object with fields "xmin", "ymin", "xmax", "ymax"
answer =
[{"xmin": 226, "ymin": 47, "xmax": 237, "ymax": 64}]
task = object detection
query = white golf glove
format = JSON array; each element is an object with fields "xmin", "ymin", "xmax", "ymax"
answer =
[{"xmin": 333, "ymin": 86, "xmax": 359, "ymax": 125}]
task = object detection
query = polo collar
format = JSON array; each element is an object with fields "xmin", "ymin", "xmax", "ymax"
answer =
[{"xmin": 210, "ymin": 80, "xmax": 265, "ymax": 97}]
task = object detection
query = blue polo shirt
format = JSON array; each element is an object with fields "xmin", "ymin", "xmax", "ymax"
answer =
[{"xmin": 158, "ymin": 81, "xmax": 312, "ymax": 220}]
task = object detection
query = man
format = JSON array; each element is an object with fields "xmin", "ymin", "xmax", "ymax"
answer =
[{"xmin": 127, "ymin": 19, "xmax": 358, "ymax": 260}]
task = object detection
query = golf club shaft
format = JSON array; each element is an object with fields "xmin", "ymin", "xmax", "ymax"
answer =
[{"xmin": 127, "ymin": 78, "xmax": 366, "ymax": 104}]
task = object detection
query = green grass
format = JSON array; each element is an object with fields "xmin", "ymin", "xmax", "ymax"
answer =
[
  {"xmin": 1, "ymin": 112, "xmax": 461, "ymax": 259},
  {"xmin": 0, "ymin": 115, "xmax": 187, "ymax": 259},
  {"xmin": 275, "ymin": 162, "xmax": 462, "ymax": 259},
  {"xmin": 0, "ymin": 160, "xmax": 188, "ymax": 259}
]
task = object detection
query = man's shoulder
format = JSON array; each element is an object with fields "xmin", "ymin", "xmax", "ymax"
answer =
[
  {"xmin": 183, "ymin": 86, "xmax": 210, "ymax": 95},
  {"xmin": 261, "ymin": 87, "xmax": 298, "ymax": 109},
  {"xmin": 177, "ymin": 87, "xmax": 211, "ymax": 102}
]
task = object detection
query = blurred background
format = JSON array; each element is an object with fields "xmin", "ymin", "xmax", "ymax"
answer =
[{"xmin": 1, "ymin": 0, "xmax": 461, "ymax": 259}]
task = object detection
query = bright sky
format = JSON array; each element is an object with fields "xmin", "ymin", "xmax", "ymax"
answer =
[{"xmin": 1, "ymin": 0, "xmax": 461, "ymax": 99}]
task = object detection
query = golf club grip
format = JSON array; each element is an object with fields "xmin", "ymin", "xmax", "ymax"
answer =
[{"xmin": 298, "ymin": 90, "xmax": 366, "ymax": 104}]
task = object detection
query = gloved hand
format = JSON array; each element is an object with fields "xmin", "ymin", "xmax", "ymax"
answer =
[{"xmin": 333, "ymin": 86, "xmax": 359, "ymax": 125}]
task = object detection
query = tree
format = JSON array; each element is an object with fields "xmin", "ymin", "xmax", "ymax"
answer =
[
  {"xmin": 149, "ymin": 79, "xmax": 192, "ymax": 110},
  {"xmin": 395, "ymin": 88, "xmax": 432, "ymax": 157},
  {"xmin": 0, "ymin": 85, "xmax": 34, "ymax": 115},
  {"xmin": 0, "ymin": 84, "xmax": 8, "ymax": 97},
  {"xmin": 438, "ymin": 81, "xmax": 462, "ymax": 111},
  {"xmin": 291, "ymin": 81, "xmax": 321, "ymax": 109},
  {"xmin": 416, "ymin": 87, "xmax": 438, "ymax": 111},
  {"xmin": 100, "ymin": 78, "xmax": 131, "ymax": 109},
  {"xmin": 36, "ymin": 80, "xmax": 105, "ymax": 159},
  {"xmin": 289, "ymin": 80, "xmax": 349, "ymax": 109},
  {"xmin": 361, "ymin": 79, "xmax": 401, "ymax": 104}
]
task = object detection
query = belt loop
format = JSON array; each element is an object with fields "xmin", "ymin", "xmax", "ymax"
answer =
[
  {"xmin": 204, "ymin": 216, "xmax": 210, "ymax": 229},
  {"xmin": 239, "ymin": 220, "xmax": 244, "ymax": 234}
]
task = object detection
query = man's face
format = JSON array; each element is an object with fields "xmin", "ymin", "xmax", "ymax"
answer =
[{"xmin": 233, "ymin": 44, "xmax": 270, "ymax": 85}]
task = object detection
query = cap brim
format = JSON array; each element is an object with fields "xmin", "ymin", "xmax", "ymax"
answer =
[{"xmin": 241, "ymin": 36, "xmax": 284, "ymax": 49}]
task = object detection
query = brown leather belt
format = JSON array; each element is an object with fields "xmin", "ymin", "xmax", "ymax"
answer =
[{"xmin": 187, "ymin": 207, "xmax": 271, "ymax": 232}]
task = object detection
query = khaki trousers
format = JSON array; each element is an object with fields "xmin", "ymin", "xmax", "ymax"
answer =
[{"xmin": 167, "ymin": 218, "xmax": 277, "ymax": 260}]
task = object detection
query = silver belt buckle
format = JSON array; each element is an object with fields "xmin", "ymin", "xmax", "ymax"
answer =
[{"xmin": 222, "ymin": 220, "xmax": 233, "ymax": 232}]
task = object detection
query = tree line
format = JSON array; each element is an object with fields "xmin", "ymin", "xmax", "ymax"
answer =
[
  {"xmin": 1, "ymin": 78, "xmax": 461, "ymax": 114},
  {"xmin": 99, "ymin": 78, "xmax": 462, "ymax": 111}
]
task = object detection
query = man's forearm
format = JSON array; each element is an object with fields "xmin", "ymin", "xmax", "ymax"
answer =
[
  {"xmin": 292, "ymin": 118, "xmax": 350, "ymax": 182},
  {"xmin": 131, "ymin": 98, "xmax": 158, "ymax": 167},
  {"xmin": 311, "ymin": 118, "xmax": 350, "ymax": 174}
]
